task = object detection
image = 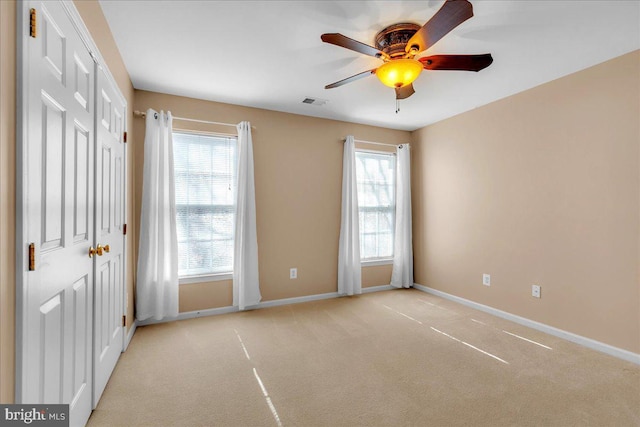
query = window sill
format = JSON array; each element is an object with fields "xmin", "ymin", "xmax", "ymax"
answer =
[
  {"xmin": 179, "ymin": 273, "xmax": 233, "ymax": 285},
  {"xmin": 361, "ymin": 258, "xmax": 393, "ymax": 267}
]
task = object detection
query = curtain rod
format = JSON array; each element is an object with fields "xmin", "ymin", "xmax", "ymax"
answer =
[
  {"xmin": 133, "ymin": 110, "xmax": 256, "ymax": 130},
  {"xmin": 346, "ymin": 138, "xmax": 402, "ymax": 148}
]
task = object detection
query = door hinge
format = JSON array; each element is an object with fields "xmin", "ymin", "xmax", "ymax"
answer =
[
  {"xmin": 123, "ymin": 131, "xmax": 127, "ymax": 143},
  {"xmin": 29, "ymin": 8, "xmax": 37, "ymax": 38},
  {"xmin": 122, "ymin": 315, "xmax": 126, "ymax": 327},
  {"xmin": 123, "ymin": 224, "xmax": 127, "ymax": 235},
  {"xmin": 28, "ymin": 243, "xmax": 36, "ymax": 271}
]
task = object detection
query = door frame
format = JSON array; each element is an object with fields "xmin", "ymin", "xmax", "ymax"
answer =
[{"xmin": 15, "ymin": 0, "xmax": 128, "ymax": 403}]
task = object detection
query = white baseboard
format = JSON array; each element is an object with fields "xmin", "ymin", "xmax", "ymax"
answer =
[
  {"xmin": 413, "ymin": 283, "xmax": 640, "ymax": 365},
  {"xmin": 137, "ymin": 284, "xmax": 397, "ymax": 326},
  {"xmin": 124, "ymin": 320, "xmax": 137, "ymax": 350},
  {"xmin": 249, "ymin": 291, "xmax": 340, "ymax": 310},
  {"xmin": 138, "ymin": 305, "xmax": 239, "ymax": 326},
  {"xmin": 245, "ymin": 284, "xmax": 395, "ymax": 308},
  {"xmin": 362, "ymin": 284, "xmax": 394, "ymax": 293}
]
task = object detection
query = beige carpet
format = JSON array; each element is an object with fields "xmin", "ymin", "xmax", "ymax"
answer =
[{"xmin": 87, "ymin": 289, "xmax": 640, "ymax": 426}]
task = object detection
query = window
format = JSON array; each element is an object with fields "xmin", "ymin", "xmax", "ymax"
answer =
[
  {"xmin": 173, "ymin": 132, "xmax": 237, "ymax": 279},
  {"xmin": 355, "ymin": 151, "xmax": 396, "ymax": 261}
]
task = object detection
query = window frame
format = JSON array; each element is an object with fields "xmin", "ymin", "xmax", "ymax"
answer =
[
  {"xmin": 172, "ymin": 129, "xmax": 238, "ymax": 284},
  {"xmin": 354, "ymin": 148, "xmax": 397, "ymax": 264}
]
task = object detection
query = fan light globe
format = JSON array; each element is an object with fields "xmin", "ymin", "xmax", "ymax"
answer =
[{"xmin": 375, "ymin": 59, "xmax": 423, "ymax": 88}]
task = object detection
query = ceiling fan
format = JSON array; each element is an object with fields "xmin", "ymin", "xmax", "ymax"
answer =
[{"xmin": 321, "ymin": 0, "xmax": 493, "ymax": 104}]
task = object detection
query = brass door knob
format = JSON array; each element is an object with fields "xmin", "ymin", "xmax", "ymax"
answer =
[
  {"xmin": 89, "ymin": 246, "xmax": 96, "ymax": 258},
  {"xmin": 96, "ymin": 244, "xmax": 104, "ymax": 256},
  {"xmin": 104, "ymin": 244, "xmax": 110, "ymax": 253}
]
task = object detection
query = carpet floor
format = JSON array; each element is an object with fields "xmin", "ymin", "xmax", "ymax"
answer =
[{"xmin": 87, "ymin": 289, "xmax": 640, "ymax": 426}]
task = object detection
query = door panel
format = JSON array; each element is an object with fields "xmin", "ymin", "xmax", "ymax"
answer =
[
  {"xmin": 71, "ymin": 277, "xmax": 89, "ymax": 399},
  {"xmin": 40, "ymin": 93, "xmax": 65, "ymax": 251},
  {"xmin": 96, "ymin": 262, "xmax": 110, "ymax": 357},
  {"xmin": 73, "ymin": 54, "xmax": 90, "ymax": 111},
  {"xmin": 41, "ymin": 5, "xmax": 65, "ymax": 84},
  {"xmin": 101, "ymin": 146, "xmax": 111, "ymax": 233},
  {"xmin": 40, "ymin": 294, "xmax": 62, "ymax": 403},
  {"xmin": 23, "ymin": 2, "xmax": 94, "ymax": 426},
  {"xmin": 73, "ymin": 124, "xmax": 90, "ymax": 243},
  {"xmin": 93, "ymin": 65, "xmax": 125, "ymax": 406},
  {"xmin": 115, "ymin": 155, "xmax": 122, "ymax": 228}
]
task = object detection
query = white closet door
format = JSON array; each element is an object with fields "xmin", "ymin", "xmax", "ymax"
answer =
[
  {"xmin": 21, "ymin": 2, "xmax": 95, "ymax": 426},
  {"xmin": 92, "ymin": 65, "xmax": 126, "ymax": 406}
]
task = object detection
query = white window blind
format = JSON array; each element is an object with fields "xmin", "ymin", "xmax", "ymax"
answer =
[
  {"xmin": 173, "ymin": 132, "xmax": 237, "ymax": 277},
  {"xmin": 355, "ymin": 151, "xmax": 396, "ymax": 260}
]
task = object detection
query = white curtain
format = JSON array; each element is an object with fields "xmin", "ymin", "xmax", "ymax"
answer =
[
  {"xmin": 136, "ymin": 109, "xmax": 179, "ymax": 321},
  {"xmin": 338, "ymin": 136, "xmax": 362, "ymax": 296},
  {"xmin": 233, "ymin": 121, "xmax": 262, "ymax": 310},
  {"xmin": 391, "ymin": 144, "xmax": 413, "ymax": 288}
]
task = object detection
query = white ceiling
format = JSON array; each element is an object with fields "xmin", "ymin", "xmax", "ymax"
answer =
[{"xmin": 99, "ymin": 1, "xmax": 640, "ymax": 131}]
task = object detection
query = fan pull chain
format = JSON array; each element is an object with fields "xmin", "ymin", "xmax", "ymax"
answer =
[{"xmin": 395, "ymin": 99, "xmax": 400, "ymax": 114}]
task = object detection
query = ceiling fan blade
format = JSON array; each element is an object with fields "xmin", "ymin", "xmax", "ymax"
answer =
[
  {"xmin": 325, "ymin": 69, "xmax": 376, "ymax": 89},
  {"xmin": 405, "ymin": 0, "xmax": 474, "ymax": 55},
  {"xmin": 419, "ymin": 54, "xmax": 493, "ymax": 71},
  {"xmin": 321, "ymin": 33, "xmax": 387, "ymax": 59},
  {"xmin": 395, "ymin": 84, "xmax": 415, "ymax": 100}
]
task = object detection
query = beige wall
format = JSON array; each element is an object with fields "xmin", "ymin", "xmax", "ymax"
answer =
[
  {"xmin": 134, "ymin": 90, "xmax": 408, "ymax": 313},
  {"xmin": 411, "ymin": 50, "xmax": 640, "ymax": 353},
  {"xmin": 0, "ymin": 0, "xmax": 136, "ymax": 403},
  {"xmin": 0, "ymin": 0, "xmax": 16, "ymax": 404}
]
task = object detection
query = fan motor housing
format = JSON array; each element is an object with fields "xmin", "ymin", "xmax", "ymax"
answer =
[{"xmin": 375, "ymin": 23, "xmax": 421, "ymax": 59}]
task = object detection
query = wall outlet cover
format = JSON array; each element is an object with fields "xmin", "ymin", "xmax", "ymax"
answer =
[
  {"xmin": 532, "ymin": 284, "xmax": 541, "ymax": 298},
  {"xmin": 290, "ymin": 268, "xmax": 297, "ymax": 279},
  {"xmin": 483, "ymin": 274, "xmax": 491, "ymax": 286}
]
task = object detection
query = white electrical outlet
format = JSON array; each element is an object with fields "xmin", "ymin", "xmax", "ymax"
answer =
[
  {"xmin": 290, "ymin": 268, "xmax": 297, "ymax": 279},
  {"xmin": 482, "ymin": 274, "xmax": 491, "ymax": 286},
  {"xmin": 532, "ymin": 284, "xmax": 541, "ymax": 298}
]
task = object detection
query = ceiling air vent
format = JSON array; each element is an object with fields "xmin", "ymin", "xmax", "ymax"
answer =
[{"xmin": 302, "ymin": 97, "xmax": 328, "ymax": 106}]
